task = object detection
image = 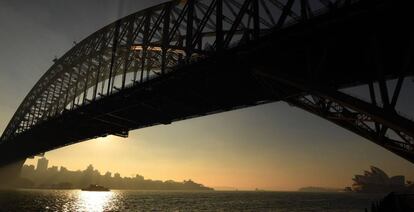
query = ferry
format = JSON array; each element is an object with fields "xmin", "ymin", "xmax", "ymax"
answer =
[{"xmin": 81, "ymin": 184, "xmax": 110, "ymax": 192}]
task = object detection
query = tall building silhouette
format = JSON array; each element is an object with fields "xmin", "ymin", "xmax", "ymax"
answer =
[{"xmin": 36, "ymin": 157, "xmax": 49, "ymax": 172}]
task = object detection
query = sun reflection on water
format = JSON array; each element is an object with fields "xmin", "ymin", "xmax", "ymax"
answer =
[{"xmin": 72, "ymin": 190, "xmax": 116, "ymax": 212}]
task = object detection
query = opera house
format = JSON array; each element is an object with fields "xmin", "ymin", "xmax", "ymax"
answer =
[{"xmin": 351, "ymin": 166, "xmax": 408, "ymax": 193}]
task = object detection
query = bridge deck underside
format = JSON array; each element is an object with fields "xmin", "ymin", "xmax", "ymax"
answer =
[{"xmin": 2, "ymin": 56, "xmax": 281, "ymax": 163}]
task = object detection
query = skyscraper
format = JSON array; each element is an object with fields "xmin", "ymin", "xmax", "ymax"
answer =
[{"xmin": 36, "ymin": 157, "xmax": 49, "ymax": 172}]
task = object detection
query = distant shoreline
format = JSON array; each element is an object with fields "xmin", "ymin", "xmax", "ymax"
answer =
[{"xmin": 297, "ymin": 187, "xmax": 344, "ymax": 193}]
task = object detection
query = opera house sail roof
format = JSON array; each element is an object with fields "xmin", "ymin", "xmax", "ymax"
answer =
[{"xmin": 352, "ymin": 166, "xmax": 406, "ymax": 193}]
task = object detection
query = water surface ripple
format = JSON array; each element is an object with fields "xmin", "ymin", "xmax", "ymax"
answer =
[{"xmin": 0, "ymin": 189, "xmax": 383, "ymax": 211}]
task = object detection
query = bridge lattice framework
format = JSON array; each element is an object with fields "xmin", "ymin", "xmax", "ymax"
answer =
[{"xmin": 1, "ymin": 0, "xmax": 414, "ymax": 163}]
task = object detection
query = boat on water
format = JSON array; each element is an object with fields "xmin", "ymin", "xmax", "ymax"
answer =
[{"xmin": 81, "ymin": 184, "xmax": 110, "ymax": 192}]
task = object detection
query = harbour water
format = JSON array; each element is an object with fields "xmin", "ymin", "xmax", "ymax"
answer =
[{"xmin": 0, "ymin": 189, "xmax": 384, "ymax": 211}]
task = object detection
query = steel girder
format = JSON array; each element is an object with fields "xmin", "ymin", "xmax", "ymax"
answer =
[
  {"xmin": 252, "ymin": 15, "xmax": 414, "ymax": 163},
  {"xmin": 2, "ymin": 0, "xmax": 414, "ymax": 164},
  {"xmin": 256, "ymin": 70, "xmax": 414, "ymax": 162},
  {"xmin": 289, "ymin": 93, "xmax": 414, "ymax": 163},
  {"xmin": 1, "ymin": 0, "xmax": 346, "ymax": 142}
]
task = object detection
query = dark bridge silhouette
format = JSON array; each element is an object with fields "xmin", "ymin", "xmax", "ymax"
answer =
[{"xmin": 1, "ymin": 0, "xmax": 414, "ymax": 172}]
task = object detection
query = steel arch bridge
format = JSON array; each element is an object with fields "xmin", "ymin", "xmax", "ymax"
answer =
[{"xmin": 1, "ymin": 0, "xmax": 414, "ymax": 167}]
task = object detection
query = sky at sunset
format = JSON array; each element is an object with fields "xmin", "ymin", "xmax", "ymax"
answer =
[{"xmin": 1, "ymin": 0, "xmax": 413, "ymax": 191}]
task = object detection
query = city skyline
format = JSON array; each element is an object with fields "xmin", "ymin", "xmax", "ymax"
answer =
[
  {"xmin": 1, "ymin": 0, "xmax": 414, "ymax": 191},
  {"xmin": 20, "ymin": 157, "xmax": 212, "ymax": 190}
]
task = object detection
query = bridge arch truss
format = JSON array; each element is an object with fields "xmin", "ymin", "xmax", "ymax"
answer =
[{"xmin": 1, "ymin": 0, "xmax": 414, "ymax": 163}]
